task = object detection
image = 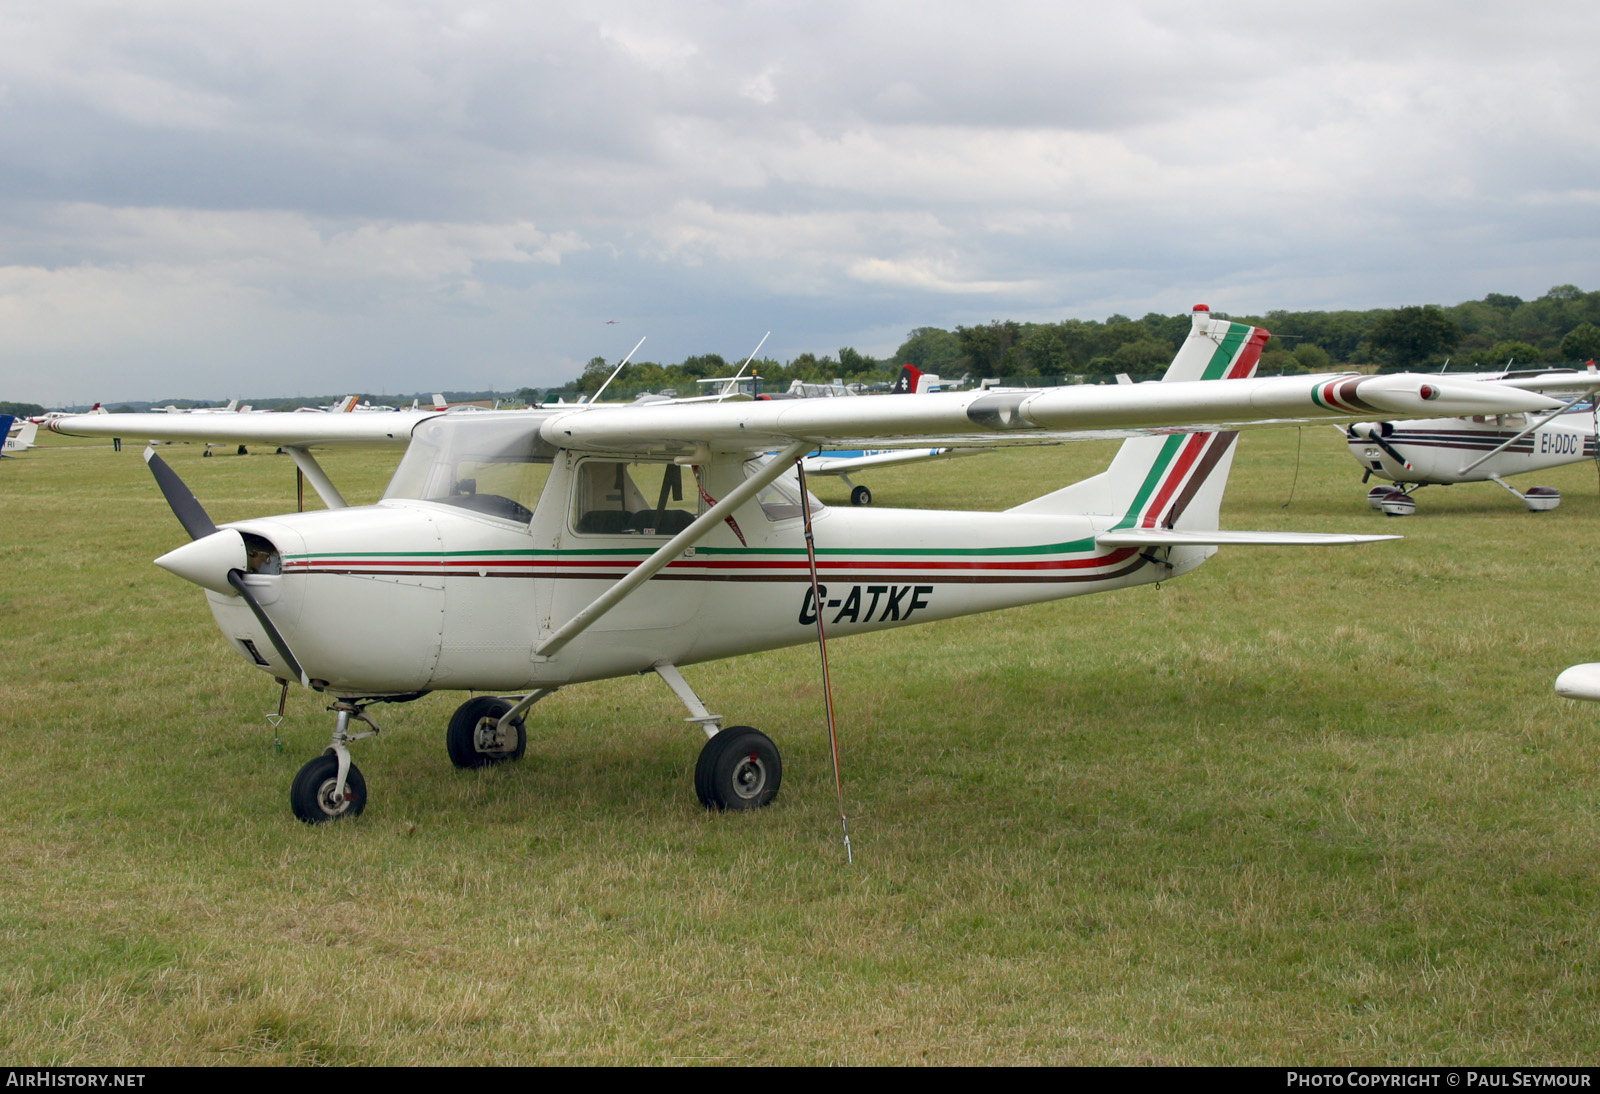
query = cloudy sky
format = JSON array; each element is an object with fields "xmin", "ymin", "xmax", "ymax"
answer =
[{"xmin": 4, "ymin": 0, "xmax": 1598, "ymax": 405}]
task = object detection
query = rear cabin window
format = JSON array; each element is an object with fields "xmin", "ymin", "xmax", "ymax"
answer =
[{"xmin": 571, "ymin": 460, "xmax": 700, "ymax": 536}]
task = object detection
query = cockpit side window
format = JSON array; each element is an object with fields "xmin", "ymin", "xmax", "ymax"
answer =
[
  {"xmin": 742, "ymin": 456, "xmax": 825, "ymax": 521},
  {"xmin": 571, "ymin": 460, "xmax": 701, "ymax": 536}
]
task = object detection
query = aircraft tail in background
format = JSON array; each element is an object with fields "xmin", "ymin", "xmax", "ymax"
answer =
[
  {"xmin": 6, "ymin": 419, "xmax": 39, "ymax": 452},
  {"xmin": 891, "ymin": 365, "xmax": 941, "ymax": 395}
]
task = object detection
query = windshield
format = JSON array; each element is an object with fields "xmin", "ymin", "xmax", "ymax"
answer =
[{"xmin": 384, "ymin": 414, "xmax": 555, "ymax": 524}]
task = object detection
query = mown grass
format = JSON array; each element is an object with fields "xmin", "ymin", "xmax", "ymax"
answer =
[{"xmin": 2, "ymin": 427, "xmax": 1599, "ymax": 1064}]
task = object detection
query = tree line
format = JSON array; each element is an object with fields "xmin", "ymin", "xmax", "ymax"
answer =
[
  {"xmin": 18, "ymin": 286, "xmax": 1600, "ymax": 412},
  {"xmin": 553, "ymin": 284, "xmax": 1600, "ymax": 398}
]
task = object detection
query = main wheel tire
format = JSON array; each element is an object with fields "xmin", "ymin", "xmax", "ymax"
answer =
[
  {"xmin": 289, "ymin": 752, "xmax": 367, "ymax": 823},
  {"xmin": 850, "ymin": 484, "xmax": 872, "ymax": 506},
  {"xmin": 446, "ymin": 696, "xmax": 527, "ymax": 769},
  {"xmin": 695, "ymin": 726, "xmax": 782, "ymax": 811}
]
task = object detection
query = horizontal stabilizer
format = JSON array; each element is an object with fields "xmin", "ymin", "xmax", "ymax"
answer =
[{"xmin": 1097, "ymin": 529, "xmax": 1400, "ymax": 547}]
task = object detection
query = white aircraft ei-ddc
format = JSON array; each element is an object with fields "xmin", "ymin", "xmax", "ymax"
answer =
[
  {"xmin": 50, "ymin": 306, "xmax": 1560, "ymax": 824},
  {"xmin": 1343, "ymin": 367, "xmax": 1600, "ymax": 514}
]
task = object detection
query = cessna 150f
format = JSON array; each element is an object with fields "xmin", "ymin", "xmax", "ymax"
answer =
[
  {"xmin": 1343, "ymin": 368, "xmax": 1600, "ymax": 514},
  {"xmin": 51, "ymin": 307, "xmax": 1561, "ymax": 823}
]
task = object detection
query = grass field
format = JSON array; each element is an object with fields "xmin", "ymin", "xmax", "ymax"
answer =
[{"xmin": 3, "ymin": 425, "xmax": 1599, "ymax": 1064}]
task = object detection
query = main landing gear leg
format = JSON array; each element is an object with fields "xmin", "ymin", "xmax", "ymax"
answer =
[
  {"xmin": 653, "ymin": 662, "xmax": 782, "ymax": 811},
  {"xmin": 290, "ymin": 701, "xmax": 383, "ymax": 823},
  {"xmin": 841, "ymin": 475, "xmax": 872, "ymax": 506},
  {"xmin": 1488, "ymin": 474, "xmax": 1562, "ymax": 512}
]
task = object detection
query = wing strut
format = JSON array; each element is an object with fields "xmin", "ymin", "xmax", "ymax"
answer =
[
  {"xmin": 796, "ymin": 458, "xmax": 852, "ymax": 864},
  {"xmin": 535, "ymin": 441, "xmax": 811, "ymax": 660},
  {"xmin": 1456, "ymin": 392, "xmax": 1591, "ymax": 476},
  {"xmin": 282, "ymin": 446, "xmax": 347, "ymax": 509}
]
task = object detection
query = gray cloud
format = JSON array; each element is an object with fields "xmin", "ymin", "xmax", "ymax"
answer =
[{"xmin": 3, "ymin": 0, "xmax": 1599, "ymax": 403}]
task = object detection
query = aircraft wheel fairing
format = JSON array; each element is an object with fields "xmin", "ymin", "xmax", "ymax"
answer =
[
  {"xmin": 446, "ymin": 696, "xmax": 527, "ymax": 769},
  {"xmin": 695, "ymin": 726, "xmax": 782, "ymax": 810},
  {"xmin": 1525, "ymin": 486, "xmax": 1561, "ymax": 512},
  {"xmin": 290, "ymin": 753, "xmax": 367, "ymax": 823},
  {"xmin": 1379, "ymin": 491, "xmax": 1415, "ymax": 517},
  {"xmin": 851, "ymin": 485, "xmax": 872, "ymax": 506}
]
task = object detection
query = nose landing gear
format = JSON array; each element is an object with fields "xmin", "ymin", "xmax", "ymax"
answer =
[{"xmin": 289, "ymin": 700, "xmax": 383, "ymax": 824}]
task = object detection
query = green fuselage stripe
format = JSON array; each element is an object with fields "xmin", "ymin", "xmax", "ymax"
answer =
[{"xmin": 281, "ymin": 537, "xmax": 1102, "ymax": 562}]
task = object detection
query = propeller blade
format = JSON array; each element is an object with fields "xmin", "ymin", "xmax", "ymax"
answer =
[
  {"xmin": 140, "ymin": 447, "xmax": 315, "ymax": 690},
  {"xmin": 144, "ymin": 447, "xmax": 218, "ymax": 540},
  {"xmin": 227, "ymin": 569, "xmax": 314, "ymax": 690},
  {"xmin": 1362, "ymin": 429, "xmax": 1414, "ymax": 472}
]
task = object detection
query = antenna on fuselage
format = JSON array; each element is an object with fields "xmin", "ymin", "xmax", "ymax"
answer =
[
  {"xmin": 589, "ymin": 336, "xmax": 647, "ymax": 403},
  {"xmin": 718, "ymin": 332, "xmax": 771, "ymax": 401}
]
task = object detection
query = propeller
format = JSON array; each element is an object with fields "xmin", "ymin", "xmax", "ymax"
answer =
[
  {"xmin": 144, "ymin": 447, "xmax": 314, "ymax": 689},
  {"xmin": 1351, "ymin": 424, "xmax": 1413, "ymax": 471}
]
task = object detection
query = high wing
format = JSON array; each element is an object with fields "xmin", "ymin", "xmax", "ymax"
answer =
[
  {"xmin": 53, "ymin": 372, "xmax": 1560, "ymax": 457},
  {"xmin": 49, "ymin": 408, "xmax": 443, "ymax": 448},
  {"xmin": 1439, "ymin": 368, "xmax": 1600, "ymax": 397},
  {"xmin": 539, "ymin": 371, "xmax": 1562, "ymax": 457}
]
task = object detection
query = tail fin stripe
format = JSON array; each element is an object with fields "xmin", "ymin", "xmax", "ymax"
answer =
[
  {"xmin": 1155, "ymin": 432, "xmax": 1240, "ymax": 529},
  {"xmin": 1137, "ymin": 431, "xmax": 1213, "ymax": 528},
  {"xmin": 1113, "ymin": 434, "xmax": 1187, "ymax": 529},
  {"xmin": 1224, "ymin": 327, "xmax": 1271, "ymax": 379},
  {"xmin": 1201, "ymin": 325, "xmax": 1251, "ymax": 380}
]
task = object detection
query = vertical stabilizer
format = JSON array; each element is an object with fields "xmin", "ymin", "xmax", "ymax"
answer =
[
  {"xmin": 891, "ymin": 365, "xmax": 936, "ymax": 394},
  {"xmin": 6, "ymin": 419, "xmax": 39, "ymax": 451},
  {"xmin": 1009, "ymin": 305, "xmax": 1269, "ymax": 532}
]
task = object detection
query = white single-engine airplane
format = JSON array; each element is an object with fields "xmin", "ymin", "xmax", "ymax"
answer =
[
  {"xmin": 1343, "ymin": 368, "xmax": 1600, "ymax": 514},
  {"xmin": 51, "ymin": 307, "xmax": 1560, "ymax": 823}
]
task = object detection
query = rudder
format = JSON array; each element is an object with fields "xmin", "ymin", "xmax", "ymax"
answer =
[{"xmin": 1010, "ymin": 305, "xmax": 1269, "ymax": 530}]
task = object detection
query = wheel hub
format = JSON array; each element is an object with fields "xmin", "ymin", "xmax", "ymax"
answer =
[
  {"xmin": 475, "ymin": 716, "xmax": 512, "ymax": 754},
  {"xmin": 315, "ymin": 778, "xmax": 349, "ymax": 816},
  {"xmin": 731, "ymin": 753, "xmax": 767, "ymax": 799}
]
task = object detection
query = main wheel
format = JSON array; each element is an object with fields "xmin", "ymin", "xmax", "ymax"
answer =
[
  {"xmin": 850, "ymin": 484, "xmax": 872, "ymax": 506},
  {"xmin": 446, "ymin": 696, "xmax": 527, "ymax": 769},
  {"xmin": 695, "ymin": 726, "xmax": 782, "ymax": 810},
  {"xmin": 290, "ymin": 752, "xmax": 367, "ymax": 823}
]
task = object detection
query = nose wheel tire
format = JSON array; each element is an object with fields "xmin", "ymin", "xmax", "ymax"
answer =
[
  {"xmin": 290, "ymin": 752, "xmax": 367, "ymax": 823},
  {"xmin": 695, "ymin": 726, "xmax": 782, "ymax": 810},
  {"xmin": 446, "ymin": 696, "xmax": 528, "ymax": 769}
]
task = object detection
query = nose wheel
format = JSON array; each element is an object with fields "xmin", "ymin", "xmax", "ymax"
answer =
[
  {"xmin": 290, "ymin": 751, "xmax": 368, "ymax": 822},
  {"xmin": 288, "ymin": 700, "xmax": 383, "ymax": 823}
]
